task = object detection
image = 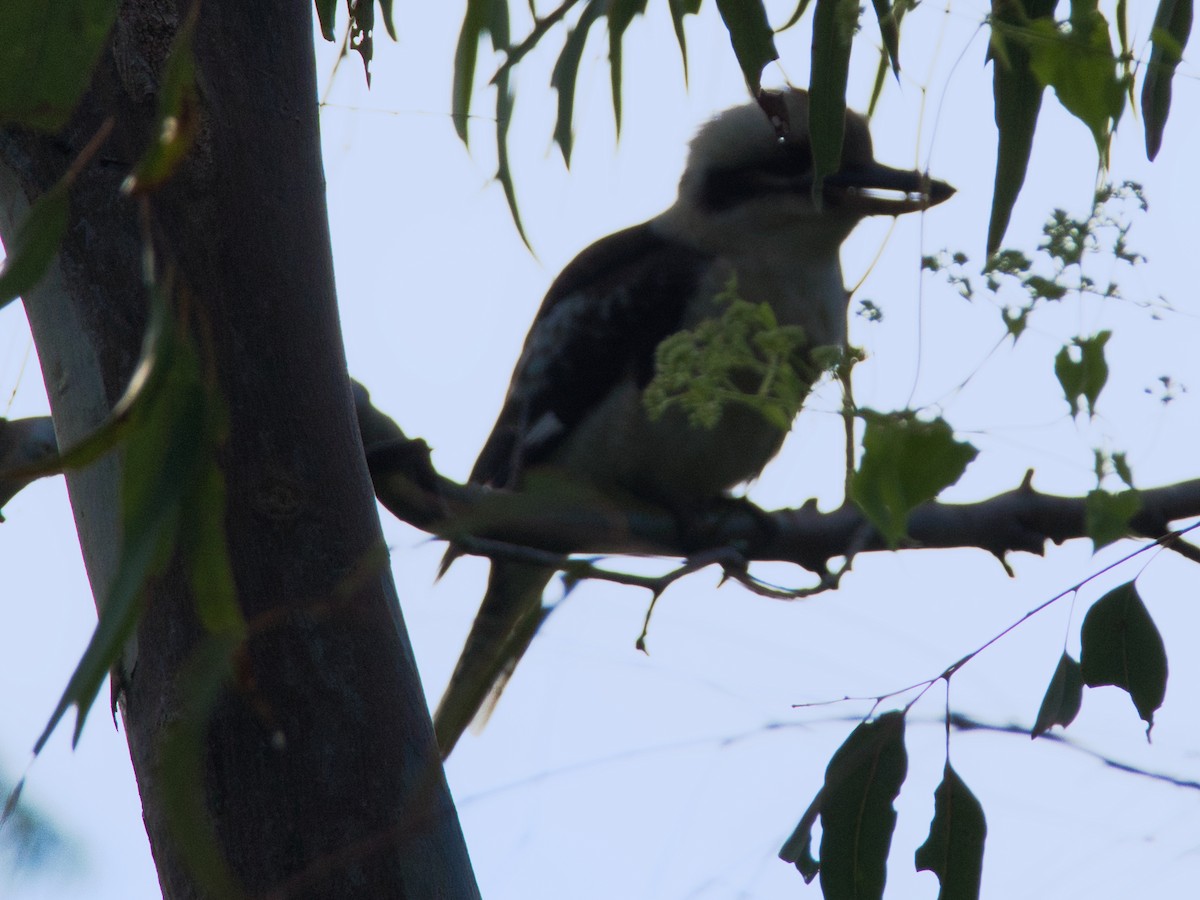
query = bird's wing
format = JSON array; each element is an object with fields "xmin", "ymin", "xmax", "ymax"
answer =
[{"xmin": 469, "ymin": 221, "xmax": 712, "ymax": 488}]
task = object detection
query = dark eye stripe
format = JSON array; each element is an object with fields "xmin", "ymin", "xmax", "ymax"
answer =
[{"xmin": 697, "ymin": 144, "xmax": 814, "ymax": 212}]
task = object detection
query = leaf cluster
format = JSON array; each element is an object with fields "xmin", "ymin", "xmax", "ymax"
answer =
[
  {"xmin": 781, "ymin": 712, "xmax": 987, "ymax": 900},
  {"xmin": 642, "ymin": 276, "xmax": 821, "ymax": 431},
  {"xmin": 775, "ymin": 572, "xmax": 1170, "ymax": 900},
  {"xmin": 1033, "ymin": 581, "xmax": 1168, "ymax": 738}
]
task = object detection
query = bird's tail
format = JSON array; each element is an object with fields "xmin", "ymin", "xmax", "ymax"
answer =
[{"xmin": 434, "ymin": 561, "xmax": 553, "ymax": 758}]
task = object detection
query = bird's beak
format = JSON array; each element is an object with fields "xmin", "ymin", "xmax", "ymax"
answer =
[{"xmin": 822, "ymin": 163, "xmax": 955, "ymax": 216}]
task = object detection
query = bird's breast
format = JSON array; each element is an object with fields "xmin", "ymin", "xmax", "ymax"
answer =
[{"xmin": 547, "ymin": 378, "xmax": 788, "ymax": 506}]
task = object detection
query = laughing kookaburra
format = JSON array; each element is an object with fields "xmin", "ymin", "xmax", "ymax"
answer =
[{"xmin": 435, "ymin": 88, "xmax": 953, "ymax": 757}]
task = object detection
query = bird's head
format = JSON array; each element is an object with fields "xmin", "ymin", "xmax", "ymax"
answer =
[{"xmin": 663, "ymin": 88, "xmax": 953, "ymax": 254}]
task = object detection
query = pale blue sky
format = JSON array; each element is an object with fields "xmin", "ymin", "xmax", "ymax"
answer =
[{"xmin": 4, "ymin": 3, "xmax": 1200, "ymax": 898}]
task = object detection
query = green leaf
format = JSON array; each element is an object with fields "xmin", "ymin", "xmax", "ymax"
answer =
[
  {"xmin": 914, "ymin": 763, "xmax": 987, "ymax": 900},
  {"xmin": 451, "ymin": 0, "xmax": 496, "ymax": 144},
  {"xmin": 1084, "ymin": 488, "xmax": 1141, "ymax": 550},
  {"xmin": 551, "ymin": 2, "xmax": 604, "ymax": 166},
  {"xmin": 1116, "ymin": 0, "xmax": 1130, "ymax": 64},
  {"xmin": 866, "ymin": 0, "xmax": 912, "ymax": 117},
  {"xmin": 0, "ymin": 0, "xmax": 120, "ymax": 131},
  {"xmin": 1080, "ymin": 582, "xmax": 1168, "ymax": 732},
  {"xmin": 850, "ymin": 411, "xmax": 978, "ymax": 547},
  {"xmin": 491, "ymin": 6, "xmax": 529, "ymax": 250},
  {"xmin": 2, "ymin": 278, "xmax": 177, "ymax": 485},
  {"xmin": 1031, "ymin": 652, "xmax": 1084, "ymax": 738},
  {"xmin": 777, "ymin": 0, "xmax": 816, "ymax": 33},
  {"xmin": 870, "ymin": 0, "xmax": 900, "ymax": 76},
  {"xmin": 315, "ymin": 0, "xmax": 397, "ymax": 45},
  {"xmin": 0, "ymin": 179, "xmax": 70, "ymax": 311},
  {"xmin": 607, "ymin": 0, "xmax": 649, "ymax": 135},
  {"xmin": 124, "ymin": 8, "xmax": 199, "ymax": 195},
  {"xmin": 1142, "ymin": 0, "xmax": 1193, "ymax": 160},
  {"xmin": 780, "ymin": 711, "xmax": 908, "ymax": 892},
  {"xmin": 378, "ymin": 0, "xmax": 397, "ymax": 41},
  {"xmin": 315, "ymin": 0, "xmax": 337, "ymax": 40},
  {"xmin": 32, "ymin": 285, "xmax": 208, "ymax": 754},
  {"xmin": 1054, "ymin": 331, "xmax": 1110, "ymax": 417},
  {"xmin": 667, "ymin": 0, "xmax": 703, "ymax": 81},
  {"xmin": 809, "ymin": 0, "xmax": 858, "ymax": 190},
  {"xmin": 1023, "ymin": 7, "xmax": 1126, "ymax": 164},
  {"xmin": 450, "ymin": 0, "xmax": 525, "ymax": 243},
  {"xmin": 779, "ymin": 804, "xmax": 821, "ymax": 883},
  {"xmin": 715, "ymin": 0, "xmax": 779, "ymax": 93},
  {"xmin": 985, "ymin": 1, "xmax": 1056, "ymax": 256},
  {"xmin": 348, "ymin": 0, "xmax": 377, "ymax": 84},
  {"xmin": 820, "ymin": 712, "xmax": 908, "ymax": 899}
]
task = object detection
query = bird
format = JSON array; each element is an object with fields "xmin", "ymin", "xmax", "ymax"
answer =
[{"xmin": 434, "ymin": 88, "xmax": 953, "ymax": 757}]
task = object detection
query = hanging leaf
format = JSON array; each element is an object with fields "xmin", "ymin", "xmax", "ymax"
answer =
[
  {"xmin": 489, "ymin": 4, "xmax": 529, "ymax": 250},
  {"xmin": 124, "ymin": 6, "xmax": 200, "ymax": 195},
  {"xmin": 715, "ymin": 0, "xmax": 779, "ymax": 94},
  {"xmin": 551, "ymin": 2, "xmax": 604, "ymax": 167},
  {"xmin": 1031, "ymin": 652, "xmax": 1084, "ymax": 738},
  {"xmin": 667, "ymin": 0, "xmax": 703, "ymax": 81},
  {"xmin": 985, "ymin": 0, "xmax": 1057, "ymax": 256},
  {"xmin": 1022, "ymin": 7, "xmax": 1126, "ymax": 165},
  {"xmin": 781, "ymin": 711, "xmax": 908, "ymax": 898},
  {"xmin": 779, "ymin": 801, "xmax": 821, "ymax": 883},
  {"xmin": 452, "ymin": 0, "xmax": 501, "ymax": 144},
  {"xmin": 0, "ymin": 180, "xmax": 71, "ymax": 312},
  {"xmin": 607, "ymin": 0, "xmax": 650, "ymax": 135},
  {"xmin": 1142, "ymin": 0, "xmax": 1193, "ymax": 160},
  {"xmin": 0, "ymin": 0, "xmax": 120, "ymax": 131},
  {"xmin": 378, "ymin": 0, "xmax": 397, "ymax": 41},
  {"xmin": 821, "ymin": 712, "xmax": 908, "ymax": 898},
  {"xmin": 31, "ymin": 284, "xmax": 208, "ymax": 753},
  {"xmin": 348, "ymin": 0, "xmax": 377, "ymax": 84},
  {"xmin": 315, "ymin": 0, "xmax": 337, "ymax": 40},
  {"xmin": 809, "ymin": 0, "xmax": 858, "ymax": 191},
  {"xmin": 777, "ymin": 0, "xmax": 816, "ymax": 33},
  {"xmin": 1054, "ymin": 331, "xmax": 1110, "ymax": 417},
  {"xmin": 1080, "ymin": 582, "xmax": 1168, "ymax": 733},
  {"xmin": 870, "ymin": 0, "xmax": 901, "ymax": 76},
  {"xmin": 866, "ymin": 0, "xmax": 913, "ymax": 116},
  {"xmin": 850, "ymin": 411, "xmax": 978, "ymax": 547},
  {"xmin": 915, "ymin": 763, "xmax": 987, "ymax": 900}
]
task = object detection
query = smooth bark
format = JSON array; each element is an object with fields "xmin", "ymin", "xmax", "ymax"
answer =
[{"xmin": 0, "ymin": 2, "xmax": 478, "ymax": 897}]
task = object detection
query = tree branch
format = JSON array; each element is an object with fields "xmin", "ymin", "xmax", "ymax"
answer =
[
  {"xmin": 11, "ymin": 390, "xmax": 1200, "ymax": 577},
  {"xmin": 353, "ymin": 387, "xmax": 1200, "ymax": 571}
]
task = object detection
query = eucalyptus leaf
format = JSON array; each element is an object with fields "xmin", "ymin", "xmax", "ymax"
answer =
[
  {"xmin": 915, "ymin": 763, "xmax": 987, "ymax": 900},
  {"xmin": 1142, "ymin": 0, "xmax": 1193, "ymax": 160},
  {"xmin": 820, "ymin": 712, "xmax": 908, "ymax": 899},
  {"xmin": 1031, "ymin": 652, "xmax": 1083, "ymax": 738},
  {"xmin": 0, "ymin": 0, "xmax": 120, "ymax": 130},
  {"xmin": 850, "ymin": 411, "xmax": 978, "ymax": 547},
  {"xmin": 715, "ymin": 0, "xmax": 778, "ymax": 93},
  {"xmin": 1080, "ymin": 582, "xmax": 1168, "ymax": 733}
]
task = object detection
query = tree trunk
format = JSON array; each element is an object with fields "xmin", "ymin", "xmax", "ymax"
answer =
[{"xmin": 0, "ymin": 1, "xmax": 478, "ymax": 897}]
